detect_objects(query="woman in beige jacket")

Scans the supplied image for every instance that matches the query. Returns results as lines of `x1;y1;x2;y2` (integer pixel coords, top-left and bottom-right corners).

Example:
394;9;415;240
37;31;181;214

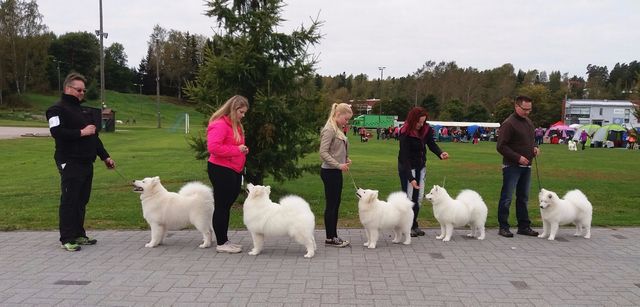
319;103;353;247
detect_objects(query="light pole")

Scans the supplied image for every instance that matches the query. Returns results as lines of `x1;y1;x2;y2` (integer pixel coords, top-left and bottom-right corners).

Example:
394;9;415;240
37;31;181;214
52;59;62;92
155;39;161;128
95;0;108;109
378;66;385;127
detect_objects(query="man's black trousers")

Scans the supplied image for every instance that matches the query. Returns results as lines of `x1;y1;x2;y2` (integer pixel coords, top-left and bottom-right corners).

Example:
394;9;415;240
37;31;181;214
57;161;93;244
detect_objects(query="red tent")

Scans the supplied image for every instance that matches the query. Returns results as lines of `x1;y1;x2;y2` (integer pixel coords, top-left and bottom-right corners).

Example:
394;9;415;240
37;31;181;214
550;120;564;127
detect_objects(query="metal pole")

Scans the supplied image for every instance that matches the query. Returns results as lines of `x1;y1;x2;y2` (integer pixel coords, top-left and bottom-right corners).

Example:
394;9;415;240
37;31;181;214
56;61;61;92
155;39;161;128
378;66;385;127
99;0;105;108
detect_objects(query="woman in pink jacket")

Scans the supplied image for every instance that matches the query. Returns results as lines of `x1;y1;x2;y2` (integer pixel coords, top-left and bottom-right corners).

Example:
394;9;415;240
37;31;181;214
207;95;249;254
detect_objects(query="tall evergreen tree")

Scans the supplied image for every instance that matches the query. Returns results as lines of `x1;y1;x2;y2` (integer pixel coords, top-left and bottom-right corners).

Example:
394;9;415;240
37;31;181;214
185;0;322;184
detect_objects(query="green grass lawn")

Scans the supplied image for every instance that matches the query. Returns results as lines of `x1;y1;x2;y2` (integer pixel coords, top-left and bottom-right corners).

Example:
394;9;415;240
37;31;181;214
1;124;639;231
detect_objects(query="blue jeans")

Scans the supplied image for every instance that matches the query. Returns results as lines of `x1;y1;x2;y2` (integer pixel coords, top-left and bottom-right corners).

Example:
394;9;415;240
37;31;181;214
497;165;532;231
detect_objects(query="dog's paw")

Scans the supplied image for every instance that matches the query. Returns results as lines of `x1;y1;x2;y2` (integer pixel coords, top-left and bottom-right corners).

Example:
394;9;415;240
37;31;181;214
402;240;411;245
547;237;555;241
477;236;485;240
198;242;211;248
145;243;156;248
248;249;260;255
442;238;451;242
435;235;444;240
304;252;314;258
537;234;546;238
367;244;376;249
391;239;401;244
584;235;591;239
466;233;474;237
363;242;369;247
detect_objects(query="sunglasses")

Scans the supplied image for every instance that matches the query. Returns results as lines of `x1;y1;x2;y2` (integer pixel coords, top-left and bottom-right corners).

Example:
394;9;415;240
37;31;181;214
69;86;86;93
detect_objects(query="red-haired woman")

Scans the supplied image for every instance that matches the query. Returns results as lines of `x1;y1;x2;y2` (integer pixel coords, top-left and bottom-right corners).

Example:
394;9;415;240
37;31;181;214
398;107;449;237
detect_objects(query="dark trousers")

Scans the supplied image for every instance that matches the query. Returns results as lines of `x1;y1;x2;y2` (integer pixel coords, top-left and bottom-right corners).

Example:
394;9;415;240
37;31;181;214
57;161;93;244
208;162;242;245
399;168;424;229
497;166;532;231
321;168;342;239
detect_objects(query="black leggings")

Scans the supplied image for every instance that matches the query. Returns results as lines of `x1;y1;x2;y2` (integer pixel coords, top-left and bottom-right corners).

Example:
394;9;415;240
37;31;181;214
208;162;242;245
321;168;343;239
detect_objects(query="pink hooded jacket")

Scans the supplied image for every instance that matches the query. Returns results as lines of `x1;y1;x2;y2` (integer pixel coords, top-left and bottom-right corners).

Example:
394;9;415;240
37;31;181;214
207;115;246;173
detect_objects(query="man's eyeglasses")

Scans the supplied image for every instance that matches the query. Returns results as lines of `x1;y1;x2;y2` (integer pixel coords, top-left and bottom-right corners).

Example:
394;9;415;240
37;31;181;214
516;104;532;112
69;86;86;93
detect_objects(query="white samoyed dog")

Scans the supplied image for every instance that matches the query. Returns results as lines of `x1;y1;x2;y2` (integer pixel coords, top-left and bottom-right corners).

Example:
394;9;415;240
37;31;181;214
132;176;214;248
424;185;488;241
243;183;316;258
568;140;577;151
355;188;414;249
538;188;592;241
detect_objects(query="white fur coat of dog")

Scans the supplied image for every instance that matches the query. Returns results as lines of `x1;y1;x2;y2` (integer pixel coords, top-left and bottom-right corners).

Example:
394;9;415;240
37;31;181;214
243;184;316;258
538;188;592;240
133;176;214;248
356;188;414;248
424;185;488;241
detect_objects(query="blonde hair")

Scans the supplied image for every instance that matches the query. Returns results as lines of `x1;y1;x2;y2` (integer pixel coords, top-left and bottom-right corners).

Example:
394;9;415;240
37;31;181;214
209;95;249;142
324;103;352;140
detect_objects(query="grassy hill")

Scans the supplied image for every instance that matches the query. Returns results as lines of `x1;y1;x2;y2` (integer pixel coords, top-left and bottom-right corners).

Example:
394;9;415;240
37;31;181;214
0;91;203;128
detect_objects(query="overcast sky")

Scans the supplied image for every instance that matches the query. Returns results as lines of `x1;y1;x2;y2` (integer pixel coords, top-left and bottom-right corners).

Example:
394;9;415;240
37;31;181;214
37;0;639;79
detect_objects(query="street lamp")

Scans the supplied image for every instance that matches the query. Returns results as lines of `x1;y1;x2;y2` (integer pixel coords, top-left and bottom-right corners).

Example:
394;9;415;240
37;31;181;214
378;66;385;127
95;0;108;109
155;39;161;128
52;58;63;92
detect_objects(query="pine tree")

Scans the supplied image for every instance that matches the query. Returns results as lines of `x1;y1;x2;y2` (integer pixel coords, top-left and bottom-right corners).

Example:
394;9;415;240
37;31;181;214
185;0;322;184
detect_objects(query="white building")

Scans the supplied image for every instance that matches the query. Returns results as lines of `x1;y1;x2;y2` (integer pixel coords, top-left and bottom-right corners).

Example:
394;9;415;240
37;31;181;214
563;99;638;127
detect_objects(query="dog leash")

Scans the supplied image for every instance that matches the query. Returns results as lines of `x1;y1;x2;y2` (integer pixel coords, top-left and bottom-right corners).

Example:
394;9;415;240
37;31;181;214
534;156;542;191
111;167;130;184
346;169;359;191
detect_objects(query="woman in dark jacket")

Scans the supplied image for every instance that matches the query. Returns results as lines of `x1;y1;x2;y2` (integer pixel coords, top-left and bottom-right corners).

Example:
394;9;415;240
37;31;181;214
398;107;449;237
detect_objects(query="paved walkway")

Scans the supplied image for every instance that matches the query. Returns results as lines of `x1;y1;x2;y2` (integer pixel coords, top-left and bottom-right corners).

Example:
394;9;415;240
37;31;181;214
1;228;639;306
0;127;50;139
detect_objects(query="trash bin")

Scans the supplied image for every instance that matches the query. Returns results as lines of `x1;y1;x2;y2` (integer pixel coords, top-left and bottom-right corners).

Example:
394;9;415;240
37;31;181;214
101;108;116;132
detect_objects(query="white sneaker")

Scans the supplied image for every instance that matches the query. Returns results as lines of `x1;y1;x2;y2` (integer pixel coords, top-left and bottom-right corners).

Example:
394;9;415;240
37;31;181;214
227;242;242;249
216;241;242;253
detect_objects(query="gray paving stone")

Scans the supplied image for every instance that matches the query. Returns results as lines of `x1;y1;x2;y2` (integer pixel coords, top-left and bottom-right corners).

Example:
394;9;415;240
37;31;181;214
1;228;640;305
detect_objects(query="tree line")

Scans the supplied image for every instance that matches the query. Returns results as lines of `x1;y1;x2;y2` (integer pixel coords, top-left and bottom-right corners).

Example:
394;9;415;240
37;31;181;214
2;0;639;184
2;0;639;125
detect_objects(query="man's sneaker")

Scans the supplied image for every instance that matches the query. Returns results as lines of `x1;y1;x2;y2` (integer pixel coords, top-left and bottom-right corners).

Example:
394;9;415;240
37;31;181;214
498;228;514;238
227;242;242;249
75;237;97;245
325;237;350;247
216;241;242;254
517;227;539;236
61;242;81;251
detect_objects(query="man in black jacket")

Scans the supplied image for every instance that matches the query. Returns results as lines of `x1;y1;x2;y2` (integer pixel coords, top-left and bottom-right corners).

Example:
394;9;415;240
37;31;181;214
46;72;116;251
496;96;539;238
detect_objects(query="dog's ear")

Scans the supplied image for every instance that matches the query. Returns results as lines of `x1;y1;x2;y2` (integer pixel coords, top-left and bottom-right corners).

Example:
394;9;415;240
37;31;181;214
266;186;271;194
247;183;254;190
372;190;379;199
153;176;160;183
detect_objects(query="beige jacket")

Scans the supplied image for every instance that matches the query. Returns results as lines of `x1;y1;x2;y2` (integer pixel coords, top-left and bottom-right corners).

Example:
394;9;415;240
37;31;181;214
319;125;348;169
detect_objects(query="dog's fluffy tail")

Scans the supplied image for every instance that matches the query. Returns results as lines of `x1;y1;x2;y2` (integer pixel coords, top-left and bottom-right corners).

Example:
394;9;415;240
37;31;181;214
563;189;592;214
388;192;414;209
457;189;488;216
178;182;214;205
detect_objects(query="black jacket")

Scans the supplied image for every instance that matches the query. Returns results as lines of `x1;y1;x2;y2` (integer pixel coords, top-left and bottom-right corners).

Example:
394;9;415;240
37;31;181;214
397;124;443;182
46;94;109;163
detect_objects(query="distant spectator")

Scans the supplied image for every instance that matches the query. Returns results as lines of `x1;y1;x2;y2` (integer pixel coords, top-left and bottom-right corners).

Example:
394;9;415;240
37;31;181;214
580;130;588;150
